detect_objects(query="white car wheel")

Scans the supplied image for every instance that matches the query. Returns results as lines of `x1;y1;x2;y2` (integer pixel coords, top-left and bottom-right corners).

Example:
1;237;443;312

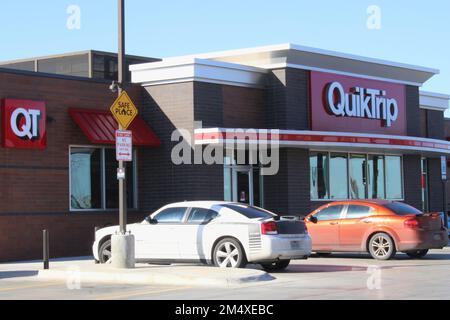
213;238;247;269
99;240;112;264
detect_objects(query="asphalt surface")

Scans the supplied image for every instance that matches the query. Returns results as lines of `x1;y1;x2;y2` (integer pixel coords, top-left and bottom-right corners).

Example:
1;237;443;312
1;248;449;300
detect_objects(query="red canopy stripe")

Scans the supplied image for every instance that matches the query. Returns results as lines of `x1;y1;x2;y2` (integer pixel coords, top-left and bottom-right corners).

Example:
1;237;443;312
69;108;161;147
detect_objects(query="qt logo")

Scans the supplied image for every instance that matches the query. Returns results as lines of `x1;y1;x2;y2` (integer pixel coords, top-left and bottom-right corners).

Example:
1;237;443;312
10;108;41;139
2;99;47;149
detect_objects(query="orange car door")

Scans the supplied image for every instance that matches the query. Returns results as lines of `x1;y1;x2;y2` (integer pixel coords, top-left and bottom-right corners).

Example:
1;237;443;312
308;205;344;251
339;205;375;251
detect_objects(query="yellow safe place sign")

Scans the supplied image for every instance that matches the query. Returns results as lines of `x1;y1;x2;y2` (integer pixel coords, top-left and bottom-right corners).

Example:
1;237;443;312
110;91;138;130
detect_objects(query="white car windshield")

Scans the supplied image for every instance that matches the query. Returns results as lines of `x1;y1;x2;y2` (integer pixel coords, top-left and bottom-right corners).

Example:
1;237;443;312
221;204;277;219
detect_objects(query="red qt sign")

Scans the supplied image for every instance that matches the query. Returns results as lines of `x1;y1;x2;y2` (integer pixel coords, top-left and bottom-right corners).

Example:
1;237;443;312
1;99;47;149
310;71;407;136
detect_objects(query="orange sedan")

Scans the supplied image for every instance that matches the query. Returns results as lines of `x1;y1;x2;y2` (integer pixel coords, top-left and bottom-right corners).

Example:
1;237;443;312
305;200;448;260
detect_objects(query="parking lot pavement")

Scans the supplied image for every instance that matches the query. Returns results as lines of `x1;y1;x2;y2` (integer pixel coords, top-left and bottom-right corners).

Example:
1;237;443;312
1;248;449;300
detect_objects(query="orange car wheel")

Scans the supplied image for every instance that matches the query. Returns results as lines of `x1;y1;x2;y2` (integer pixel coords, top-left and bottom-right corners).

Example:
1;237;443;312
368;233;396;260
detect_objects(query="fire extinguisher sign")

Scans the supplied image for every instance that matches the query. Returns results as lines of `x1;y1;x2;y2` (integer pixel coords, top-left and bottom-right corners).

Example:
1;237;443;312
115;130;133;162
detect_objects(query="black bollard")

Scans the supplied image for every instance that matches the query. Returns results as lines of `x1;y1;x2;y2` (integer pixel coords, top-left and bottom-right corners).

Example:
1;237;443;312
43;230;49;270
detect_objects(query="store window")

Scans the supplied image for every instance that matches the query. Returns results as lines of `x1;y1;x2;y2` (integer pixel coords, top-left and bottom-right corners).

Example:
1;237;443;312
310;153;329;199
385;156;403;200
70;148;102;209
310;152;403;201
330;154;348;199
349;154;366;199
368;155;385;199
70;147;137;211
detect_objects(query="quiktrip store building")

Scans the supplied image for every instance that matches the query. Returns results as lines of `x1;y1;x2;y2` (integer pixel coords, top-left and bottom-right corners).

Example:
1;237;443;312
0;44;449;262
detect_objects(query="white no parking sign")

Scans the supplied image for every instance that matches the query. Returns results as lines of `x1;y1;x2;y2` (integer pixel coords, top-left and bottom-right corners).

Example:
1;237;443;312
115;130;133;162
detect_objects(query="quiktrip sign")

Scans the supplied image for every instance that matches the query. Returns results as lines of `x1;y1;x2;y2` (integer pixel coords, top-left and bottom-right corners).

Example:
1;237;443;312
311;71;407;135
1;99;47;149
325;82;399;127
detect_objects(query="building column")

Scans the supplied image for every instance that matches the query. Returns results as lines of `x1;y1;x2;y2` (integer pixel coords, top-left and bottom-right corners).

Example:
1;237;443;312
264;148;310;216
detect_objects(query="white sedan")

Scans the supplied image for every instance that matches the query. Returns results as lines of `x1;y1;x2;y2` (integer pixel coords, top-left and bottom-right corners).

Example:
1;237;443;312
93;201;312;271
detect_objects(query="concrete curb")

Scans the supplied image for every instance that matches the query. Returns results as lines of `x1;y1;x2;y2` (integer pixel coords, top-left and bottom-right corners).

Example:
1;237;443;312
37;267;275;287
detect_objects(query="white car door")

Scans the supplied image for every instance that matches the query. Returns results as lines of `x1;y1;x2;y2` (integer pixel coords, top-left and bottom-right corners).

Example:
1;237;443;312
177;207;218;261
132;207;188;260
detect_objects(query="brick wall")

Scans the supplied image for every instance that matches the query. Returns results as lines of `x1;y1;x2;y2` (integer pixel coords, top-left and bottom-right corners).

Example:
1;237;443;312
428;158;445;213
403;155;422;210
223;86;265;129
139;82;224;213
406;85;421;137
264;149;311;216
0;212;145;262
445;119;450;139
426;109;445;140
0;69;146;261
266;68;310;130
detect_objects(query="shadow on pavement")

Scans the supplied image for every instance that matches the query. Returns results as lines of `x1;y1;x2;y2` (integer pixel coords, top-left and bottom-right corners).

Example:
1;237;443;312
283;264;367;273
0;271;38;279
309;252;450;261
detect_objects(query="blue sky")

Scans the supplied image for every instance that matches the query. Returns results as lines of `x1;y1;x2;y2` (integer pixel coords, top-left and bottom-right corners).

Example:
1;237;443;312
1;1;449;102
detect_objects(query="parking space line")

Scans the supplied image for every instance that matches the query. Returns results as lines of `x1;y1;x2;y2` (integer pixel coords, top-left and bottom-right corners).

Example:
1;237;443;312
0;281;63;292
94;286;192;300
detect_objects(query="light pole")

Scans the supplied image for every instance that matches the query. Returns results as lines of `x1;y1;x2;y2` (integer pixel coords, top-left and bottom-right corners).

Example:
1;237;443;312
111;0;135;269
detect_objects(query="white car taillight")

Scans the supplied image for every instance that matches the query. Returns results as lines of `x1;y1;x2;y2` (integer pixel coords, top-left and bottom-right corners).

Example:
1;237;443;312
261;221;278;235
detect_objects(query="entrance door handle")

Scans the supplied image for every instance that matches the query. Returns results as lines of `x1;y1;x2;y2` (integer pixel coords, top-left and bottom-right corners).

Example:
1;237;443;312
329;222;339;226
362;219;372;224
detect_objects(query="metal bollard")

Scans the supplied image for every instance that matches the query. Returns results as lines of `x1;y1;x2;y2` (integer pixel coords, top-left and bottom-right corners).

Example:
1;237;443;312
94;227;99;264
43;230;49;270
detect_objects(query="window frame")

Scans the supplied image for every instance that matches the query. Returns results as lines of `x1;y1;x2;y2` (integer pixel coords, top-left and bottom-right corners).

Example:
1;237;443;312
69;145;138;212
310;150;404;202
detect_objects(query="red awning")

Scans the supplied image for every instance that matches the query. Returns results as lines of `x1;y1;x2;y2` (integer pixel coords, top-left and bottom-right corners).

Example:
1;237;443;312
69;108;161;147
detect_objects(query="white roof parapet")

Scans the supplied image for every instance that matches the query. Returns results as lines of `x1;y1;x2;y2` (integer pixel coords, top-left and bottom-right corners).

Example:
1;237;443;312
420;91;450;112
130;57;268;88
158;43;439;86
130;43;442;88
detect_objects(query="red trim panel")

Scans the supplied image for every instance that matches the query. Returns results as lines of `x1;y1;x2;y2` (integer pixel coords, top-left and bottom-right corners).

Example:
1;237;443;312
69;108;161;147
195;130;450;152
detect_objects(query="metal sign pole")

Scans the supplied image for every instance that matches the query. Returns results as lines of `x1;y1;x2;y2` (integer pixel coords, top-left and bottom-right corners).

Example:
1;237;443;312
110;0;135;269
118;0;127;235
443;180;448;228
441;156;449;229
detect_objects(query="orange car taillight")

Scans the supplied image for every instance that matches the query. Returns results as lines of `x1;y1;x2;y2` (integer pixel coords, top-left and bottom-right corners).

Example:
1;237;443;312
404;219;420;228
261;221;278;235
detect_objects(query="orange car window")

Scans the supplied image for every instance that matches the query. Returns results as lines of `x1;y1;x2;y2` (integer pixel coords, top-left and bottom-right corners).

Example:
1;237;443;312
345;205;373;219
316;205;344;221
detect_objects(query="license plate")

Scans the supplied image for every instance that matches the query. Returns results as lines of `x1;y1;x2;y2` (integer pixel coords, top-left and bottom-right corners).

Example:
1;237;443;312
433;234;442;241
290;241;300;250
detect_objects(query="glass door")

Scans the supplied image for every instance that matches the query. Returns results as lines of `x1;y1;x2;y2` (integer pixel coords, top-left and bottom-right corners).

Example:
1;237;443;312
233;167;253;205
228;166;263;207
